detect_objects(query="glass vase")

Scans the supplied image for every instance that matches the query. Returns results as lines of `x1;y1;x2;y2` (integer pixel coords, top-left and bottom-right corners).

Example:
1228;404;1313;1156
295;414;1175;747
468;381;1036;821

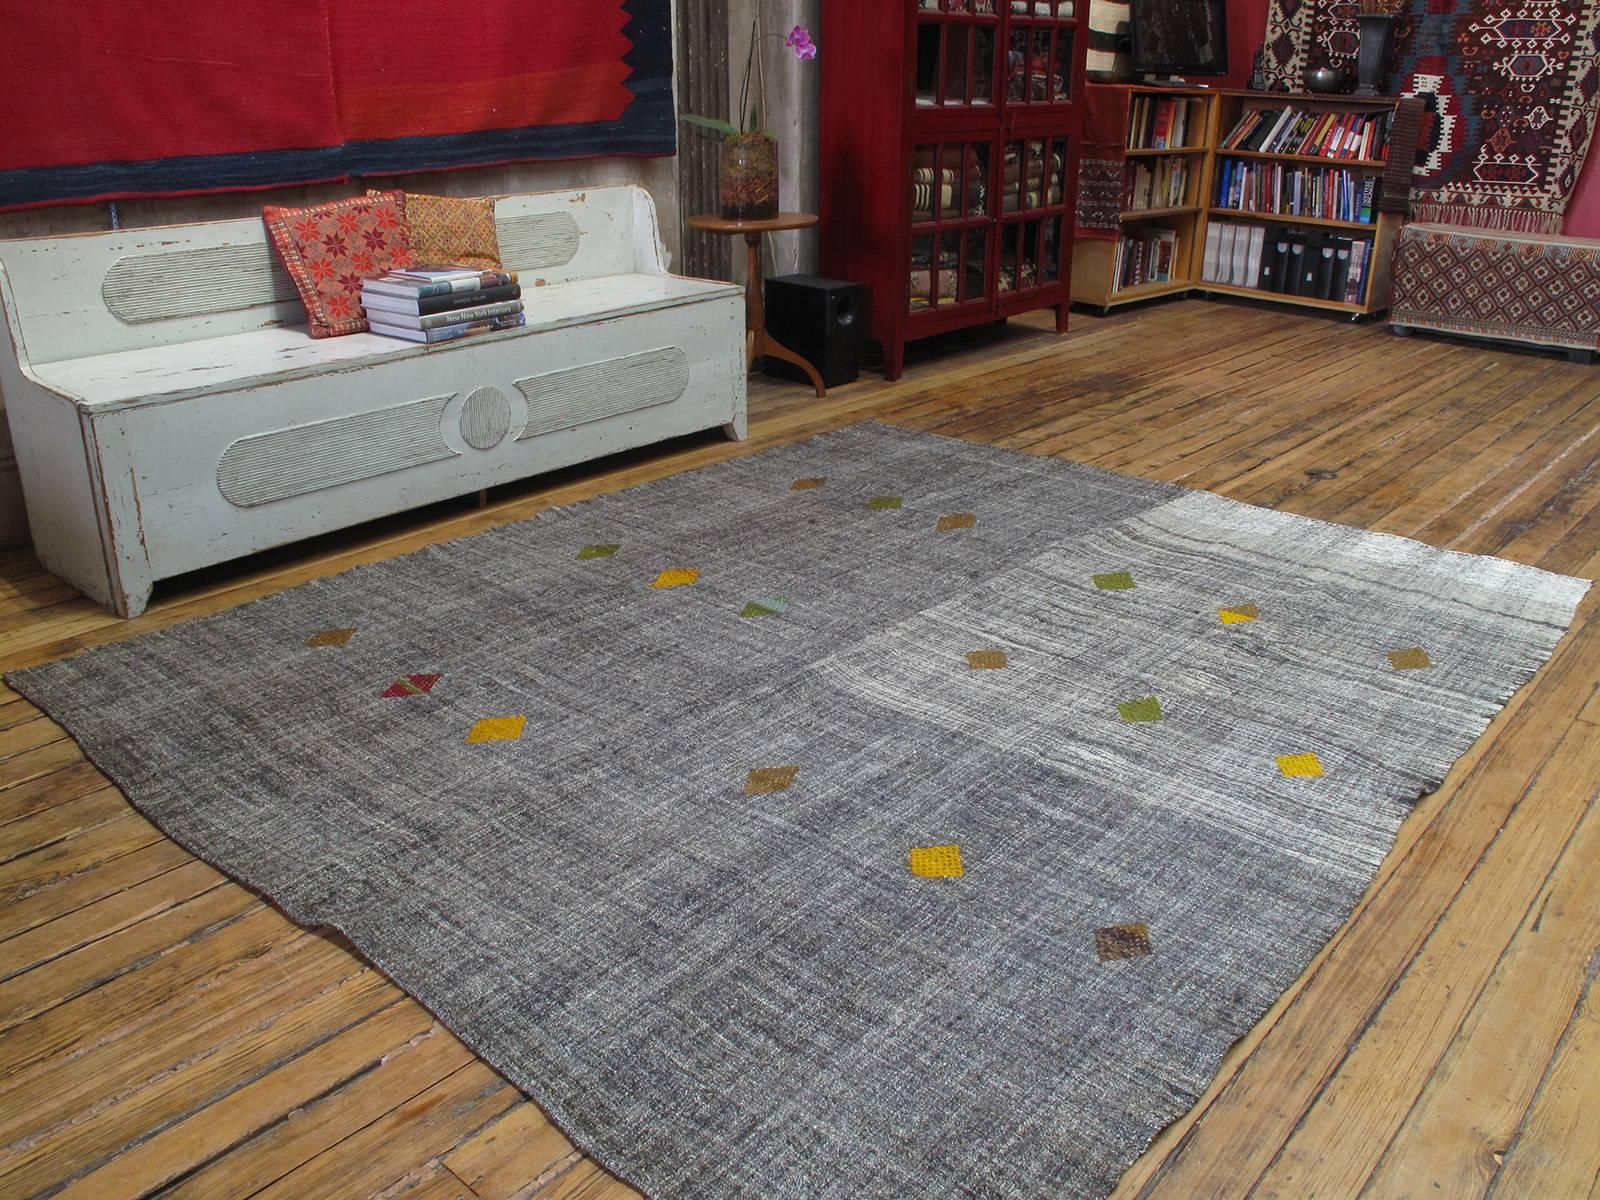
720;133;779;220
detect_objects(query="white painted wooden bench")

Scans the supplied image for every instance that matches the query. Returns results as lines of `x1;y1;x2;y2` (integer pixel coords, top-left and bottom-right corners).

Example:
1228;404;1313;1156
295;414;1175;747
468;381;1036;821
0;186;746;617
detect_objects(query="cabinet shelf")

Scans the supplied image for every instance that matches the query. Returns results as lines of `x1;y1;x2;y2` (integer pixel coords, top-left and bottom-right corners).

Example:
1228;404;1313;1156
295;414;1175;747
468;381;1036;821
1123;205;1201;221
1220;147;1388;169
1207;207;1379;232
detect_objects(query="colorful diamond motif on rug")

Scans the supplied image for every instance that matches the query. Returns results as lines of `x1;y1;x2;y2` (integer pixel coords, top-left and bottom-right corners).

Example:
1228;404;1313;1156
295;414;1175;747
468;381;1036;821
867;496;903;511
1118;696;1164;722
467;716;527;744
937;513;977;531
1277;751;1325;778
305;627;357;648
744;765;799;794
966;650;1009;670
1389;646;1434;670
577;544;620;560
909;843;964;878
791;478;826;490
1093;571;1136;590
739;597;790;618
1096;922;1152;961
1218;603;1261;624
652;568;700;589
382;674;441;699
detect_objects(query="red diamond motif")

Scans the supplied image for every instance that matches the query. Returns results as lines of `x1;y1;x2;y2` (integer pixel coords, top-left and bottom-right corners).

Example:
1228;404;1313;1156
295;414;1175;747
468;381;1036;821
383;673;441;699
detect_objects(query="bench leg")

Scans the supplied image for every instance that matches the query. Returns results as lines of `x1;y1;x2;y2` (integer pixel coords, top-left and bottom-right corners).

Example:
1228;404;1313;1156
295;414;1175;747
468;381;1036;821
723;409;748;441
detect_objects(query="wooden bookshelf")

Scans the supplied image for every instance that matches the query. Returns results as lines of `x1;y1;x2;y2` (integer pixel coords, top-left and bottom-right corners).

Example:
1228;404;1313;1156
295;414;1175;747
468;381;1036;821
1072;87;1218;310
1071;87;1419;317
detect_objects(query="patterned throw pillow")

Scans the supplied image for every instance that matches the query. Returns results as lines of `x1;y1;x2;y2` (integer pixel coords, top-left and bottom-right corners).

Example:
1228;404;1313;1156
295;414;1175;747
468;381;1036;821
380;191;502;271
263;191;413;338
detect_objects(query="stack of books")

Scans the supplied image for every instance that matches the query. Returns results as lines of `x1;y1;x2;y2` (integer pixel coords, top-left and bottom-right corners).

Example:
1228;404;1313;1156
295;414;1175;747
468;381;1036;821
1124;155;1190;212
1220;106;1393;161
1216;159;1380;224
1127;96;1202;151
362;265;526;344
1112;227;1180;293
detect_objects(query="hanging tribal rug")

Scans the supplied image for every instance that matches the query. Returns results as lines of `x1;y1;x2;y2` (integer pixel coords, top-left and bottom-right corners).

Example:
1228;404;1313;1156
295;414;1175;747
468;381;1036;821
1261;0;1600;231
10;423;1590;1200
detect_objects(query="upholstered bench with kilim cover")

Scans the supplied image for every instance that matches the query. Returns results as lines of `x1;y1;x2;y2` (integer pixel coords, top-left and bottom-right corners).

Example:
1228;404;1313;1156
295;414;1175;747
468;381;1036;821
1389;222;1600;363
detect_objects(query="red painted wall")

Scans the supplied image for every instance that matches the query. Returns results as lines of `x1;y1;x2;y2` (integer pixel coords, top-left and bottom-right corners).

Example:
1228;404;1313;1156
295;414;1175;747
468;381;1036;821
1225;0;1600;235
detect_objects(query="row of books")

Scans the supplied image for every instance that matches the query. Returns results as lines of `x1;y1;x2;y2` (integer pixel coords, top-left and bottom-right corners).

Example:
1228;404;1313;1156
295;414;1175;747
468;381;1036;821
362;266;526;343
1201;221;1375;305
1219;106;1394;162
1127;96;1202;151
1112;227;1180;293
1124;155;1191;212
1216;159;1380;224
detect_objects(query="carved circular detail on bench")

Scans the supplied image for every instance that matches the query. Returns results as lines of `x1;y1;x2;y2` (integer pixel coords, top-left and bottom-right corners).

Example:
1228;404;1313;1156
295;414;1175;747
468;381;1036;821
459;386;514;450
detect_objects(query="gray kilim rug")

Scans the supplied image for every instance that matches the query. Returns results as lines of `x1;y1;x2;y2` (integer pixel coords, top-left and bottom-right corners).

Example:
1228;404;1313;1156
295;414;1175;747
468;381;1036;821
10;422;1590;1199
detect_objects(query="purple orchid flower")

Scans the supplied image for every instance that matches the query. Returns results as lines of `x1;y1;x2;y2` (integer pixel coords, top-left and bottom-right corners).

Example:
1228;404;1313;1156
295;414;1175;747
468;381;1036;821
786;25;818;60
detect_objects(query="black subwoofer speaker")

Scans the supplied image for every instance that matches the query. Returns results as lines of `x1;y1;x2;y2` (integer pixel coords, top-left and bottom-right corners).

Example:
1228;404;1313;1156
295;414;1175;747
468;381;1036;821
763;274;864;388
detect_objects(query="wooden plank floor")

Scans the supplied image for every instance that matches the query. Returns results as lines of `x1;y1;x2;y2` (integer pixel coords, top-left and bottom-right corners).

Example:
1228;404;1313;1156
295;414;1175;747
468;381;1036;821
2;299;1598;1200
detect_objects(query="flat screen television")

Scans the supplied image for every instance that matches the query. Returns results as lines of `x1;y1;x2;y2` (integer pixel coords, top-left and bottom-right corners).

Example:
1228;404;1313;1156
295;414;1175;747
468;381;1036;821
1129;0;1228;78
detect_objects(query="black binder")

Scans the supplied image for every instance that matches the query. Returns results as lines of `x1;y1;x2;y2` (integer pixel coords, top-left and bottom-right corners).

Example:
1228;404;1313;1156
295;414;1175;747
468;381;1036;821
1284;233;1308;296
1330;238;1353;304
1300;233;1326;296
1313;237;1337;299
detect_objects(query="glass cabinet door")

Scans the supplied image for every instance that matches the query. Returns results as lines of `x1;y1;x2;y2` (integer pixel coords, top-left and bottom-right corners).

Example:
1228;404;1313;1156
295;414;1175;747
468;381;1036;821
998;134;1071;296
908;140;994;315
1004;4;1076;107
914;4;1000;108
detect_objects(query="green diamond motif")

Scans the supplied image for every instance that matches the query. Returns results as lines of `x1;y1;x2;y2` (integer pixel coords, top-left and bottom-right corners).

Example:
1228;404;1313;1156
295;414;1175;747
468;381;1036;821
1094;571;1136;591
740;596;790;618
866;496;903;511
577;544;620;560
1118;696;1164;723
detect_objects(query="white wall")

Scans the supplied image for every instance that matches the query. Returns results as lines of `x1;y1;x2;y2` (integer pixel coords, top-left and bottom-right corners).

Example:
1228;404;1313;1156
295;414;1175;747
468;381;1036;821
0;84;681;551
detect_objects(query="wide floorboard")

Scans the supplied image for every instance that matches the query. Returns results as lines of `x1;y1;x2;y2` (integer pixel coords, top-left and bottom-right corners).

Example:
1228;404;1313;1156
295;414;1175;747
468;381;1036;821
1;299;1597;1200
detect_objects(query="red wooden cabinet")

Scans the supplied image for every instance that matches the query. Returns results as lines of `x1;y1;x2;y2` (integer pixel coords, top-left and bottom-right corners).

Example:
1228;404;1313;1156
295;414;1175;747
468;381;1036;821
818;0;1089;380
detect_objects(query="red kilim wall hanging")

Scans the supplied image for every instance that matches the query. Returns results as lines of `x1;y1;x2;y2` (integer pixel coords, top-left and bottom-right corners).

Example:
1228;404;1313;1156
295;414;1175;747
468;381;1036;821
0;0;674;213
1260;0;1600;232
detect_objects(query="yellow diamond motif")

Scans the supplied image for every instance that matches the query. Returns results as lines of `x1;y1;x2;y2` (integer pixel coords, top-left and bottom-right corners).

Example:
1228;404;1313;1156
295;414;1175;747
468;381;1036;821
909;843;964;878
744;766;799;795
305;627;357;648
1389;647;1433;671
1277;752;1324;778
652;567;700;589
1218;603;1260;625
467;716;527;744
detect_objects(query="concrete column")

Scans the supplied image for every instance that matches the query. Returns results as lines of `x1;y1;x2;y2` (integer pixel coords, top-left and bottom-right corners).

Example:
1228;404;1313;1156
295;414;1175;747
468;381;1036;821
728;0;821;284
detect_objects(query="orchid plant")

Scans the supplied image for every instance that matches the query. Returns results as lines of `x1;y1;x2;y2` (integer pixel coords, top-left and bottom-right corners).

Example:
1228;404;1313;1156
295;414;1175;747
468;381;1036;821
684;24;818;137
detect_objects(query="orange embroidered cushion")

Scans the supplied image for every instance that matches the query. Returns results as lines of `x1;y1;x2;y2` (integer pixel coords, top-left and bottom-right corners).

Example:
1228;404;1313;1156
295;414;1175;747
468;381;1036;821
263;191;413;338
386;191;502;271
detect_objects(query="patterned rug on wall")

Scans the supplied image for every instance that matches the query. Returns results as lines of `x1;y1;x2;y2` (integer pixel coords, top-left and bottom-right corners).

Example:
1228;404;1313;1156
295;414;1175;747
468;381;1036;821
9;423;1590;1200
1261;0;1600;232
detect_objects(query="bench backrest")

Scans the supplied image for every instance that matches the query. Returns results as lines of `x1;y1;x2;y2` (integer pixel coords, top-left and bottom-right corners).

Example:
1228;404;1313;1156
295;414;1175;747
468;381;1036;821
0;186;665;367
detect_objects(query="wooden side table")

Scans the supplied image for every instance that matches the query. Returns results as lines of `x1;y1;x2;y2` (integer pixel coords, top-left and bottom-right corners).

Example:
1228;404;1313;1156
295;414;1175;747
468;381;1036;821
687;212;827;397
